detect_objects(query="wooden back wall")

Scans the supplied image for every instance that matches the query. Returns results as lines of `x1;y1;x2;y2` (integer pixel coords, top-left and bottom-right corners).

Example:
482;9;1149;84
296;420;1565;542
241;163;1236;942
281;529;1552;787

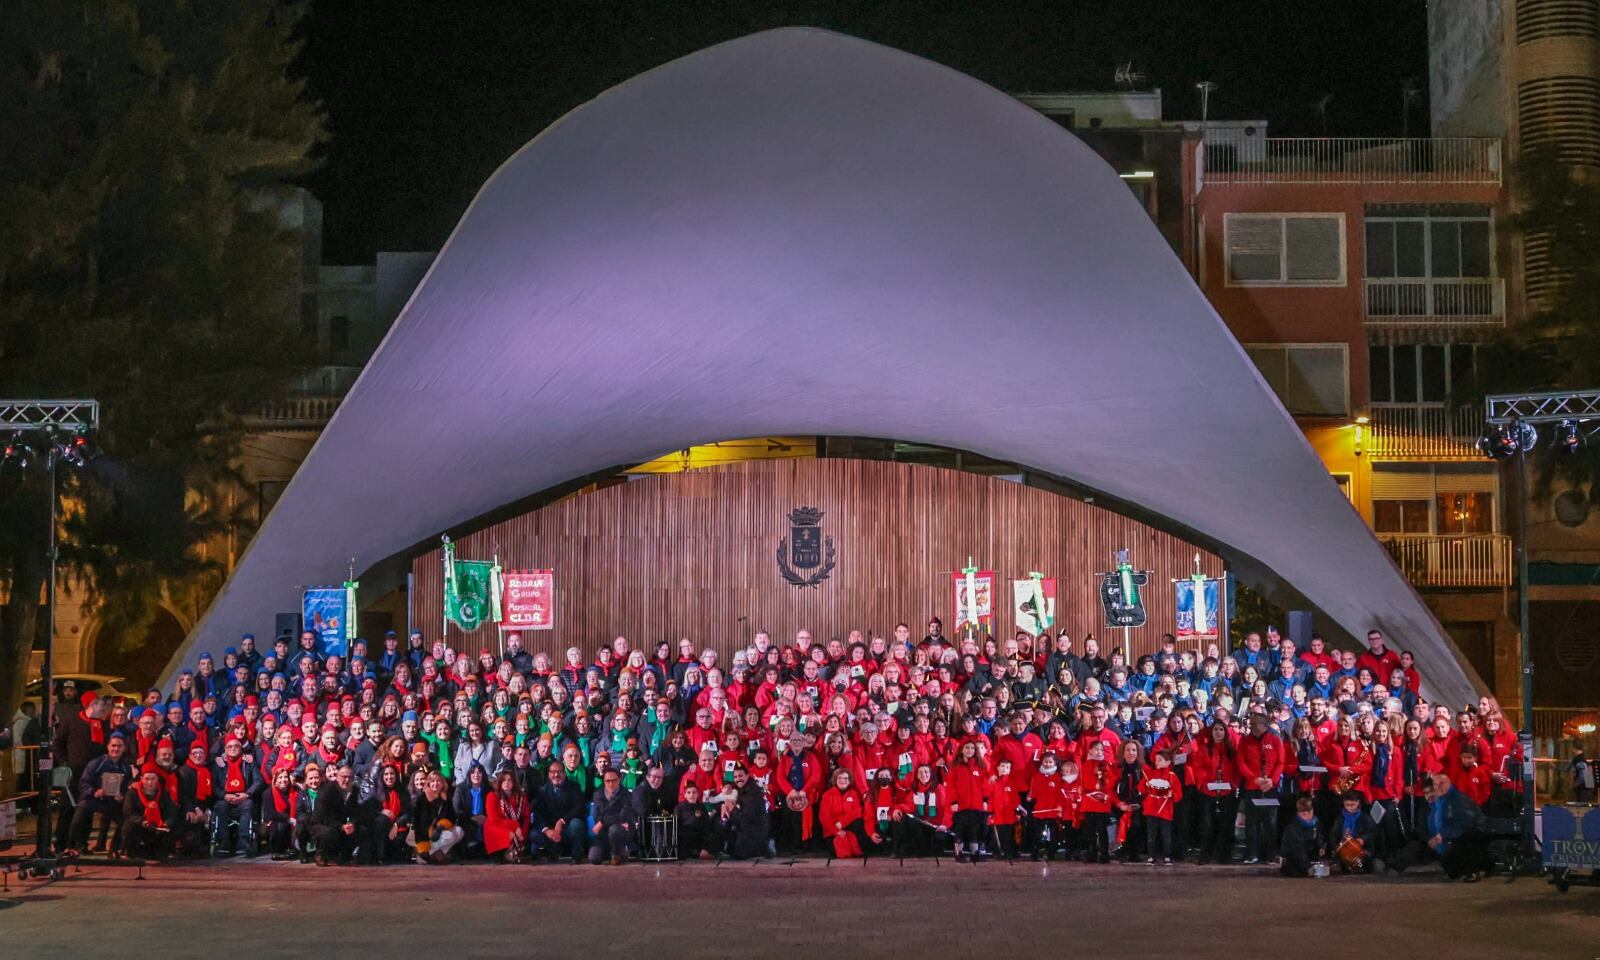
411;458;1223;663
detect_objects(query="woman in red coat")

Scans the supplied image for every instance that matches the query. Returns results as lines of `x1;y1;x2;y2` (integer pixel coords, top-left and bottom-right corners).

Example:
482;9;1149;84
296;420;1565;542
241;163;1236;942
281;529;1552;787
1189;722;1238;864
483;769;530;862
818;768;873;859
946;740;991;861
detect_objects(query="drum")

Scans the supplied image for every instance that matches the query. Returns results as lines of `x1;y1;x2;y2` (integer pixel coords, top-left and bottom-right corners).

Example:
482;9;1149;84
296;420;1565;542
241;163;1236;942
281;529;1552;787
642;814;678;862
1336;835;1367;872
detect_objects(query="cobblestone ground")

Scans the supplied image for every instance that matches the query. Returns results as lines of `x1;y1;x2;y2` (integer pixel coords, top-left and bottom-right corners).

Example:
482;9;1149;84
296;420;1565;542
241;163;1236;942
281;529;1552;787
2;856;1597;959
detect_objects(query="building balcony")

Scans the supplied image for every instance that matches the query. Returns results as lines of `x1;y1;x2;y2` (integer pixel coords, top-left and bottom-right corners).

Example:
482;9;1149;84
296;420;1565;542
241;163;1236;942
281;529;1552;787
1366;405;1484;460
1364;277;1505;331
246;395;343;430
1201;136;1502;185
1380;533;1513;588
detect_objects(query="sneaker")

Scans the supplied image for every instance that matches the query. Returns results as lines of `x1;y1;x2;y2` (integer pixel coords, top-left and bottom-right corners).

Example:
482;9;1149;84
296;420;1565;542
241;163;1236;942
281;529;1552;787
1163;858;1173;865
1146;857;1156;864
1243;857;1260;865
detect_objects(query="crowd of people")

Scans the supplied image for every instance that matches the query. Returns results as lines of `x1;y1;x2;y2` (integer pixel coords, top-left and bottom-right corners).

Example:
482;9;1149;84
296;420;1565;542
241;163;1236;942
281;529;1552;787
45;619;1518;880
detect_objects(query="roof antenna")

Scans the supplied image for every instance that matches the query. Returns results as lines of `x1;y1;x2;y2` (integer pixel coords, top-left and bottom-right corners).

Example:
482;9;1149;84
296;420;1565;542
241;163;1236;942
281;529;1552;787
1114;62;1146;91
1314;93;1334;135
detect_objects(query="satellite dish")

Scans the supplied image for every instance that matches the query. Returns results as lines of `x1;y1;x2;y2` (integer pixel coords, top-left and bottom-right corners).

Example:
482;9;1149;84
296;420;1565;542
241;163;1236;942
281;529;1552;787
1553;489;1591;527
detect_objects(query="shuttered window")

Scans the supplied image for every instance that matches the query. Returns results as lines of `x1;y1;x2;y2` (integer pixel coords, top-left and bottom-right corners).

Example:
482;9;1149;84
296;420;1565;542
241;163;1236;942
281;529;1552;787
1243;344;1348;417
1226;213;1345;286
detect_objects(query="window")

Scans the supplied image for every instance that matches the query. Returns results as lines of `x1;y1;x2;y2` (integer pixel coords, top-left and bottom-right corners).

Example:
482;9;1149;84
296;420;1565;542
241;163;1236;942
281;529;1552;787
329;315;350;353
1226;214;1345;286
1374;499;1431;533
1372;465;1497;534
1244;344;1348;416
1364;208;1494;316
1369;343;1476;405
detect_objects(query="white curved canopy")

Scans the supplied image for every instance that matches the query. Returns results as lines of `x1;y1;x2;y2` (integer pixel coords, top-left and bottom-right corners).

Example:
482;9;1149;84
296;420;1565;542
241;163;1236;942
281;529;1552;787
164;28;1484;706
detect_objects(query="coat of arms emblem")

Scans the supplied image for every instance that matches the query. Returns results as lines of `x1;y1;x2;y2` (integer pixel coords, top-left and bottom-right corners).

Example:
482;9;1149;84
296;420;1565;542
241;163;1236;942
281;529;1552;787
777;505;836;588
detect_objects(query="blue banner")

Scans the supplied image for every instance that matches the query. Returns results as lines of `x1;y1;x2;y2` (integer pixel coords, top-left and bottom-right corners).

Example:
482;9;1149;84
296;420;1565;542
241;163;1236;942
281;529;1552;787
1542;804;1600;869
1175;577;1222;641
303;587;350;658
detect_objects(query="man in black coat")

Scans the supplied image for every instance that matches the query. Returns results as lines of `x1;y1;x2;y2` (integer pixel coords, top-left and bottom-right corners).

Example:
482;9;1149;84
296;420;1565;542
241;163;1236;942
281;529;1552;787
309;762;368;865
588;768;637;864
532;763;587;861
52;691;111;849
720;766;771;860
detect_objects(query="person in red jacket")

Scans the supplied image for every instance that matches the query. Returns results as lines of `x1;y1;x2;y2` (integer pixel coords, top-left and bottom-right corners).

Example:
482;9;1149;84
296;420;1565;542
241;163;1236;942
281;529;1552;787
1324;716;1374;803
1078;740;1114;863
988;757;1023;860
775;736;825;851
818;768;873;859
1452;745;1493;808
863;769;901;853
1027;750;1074;862
946;741;990;862
1189;722;1238;863
1236;712;1285;864
994;713;1044;793
484;768;529;863
899;764;952;858
1356;630;1403;686
1141;749;1183;864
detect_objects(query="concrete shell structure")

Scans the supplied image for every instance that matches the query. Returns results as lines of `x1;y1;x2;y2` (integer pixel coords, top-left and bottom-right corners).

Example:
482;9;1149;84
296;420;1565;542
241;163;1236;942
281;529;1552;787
163;28;1485;706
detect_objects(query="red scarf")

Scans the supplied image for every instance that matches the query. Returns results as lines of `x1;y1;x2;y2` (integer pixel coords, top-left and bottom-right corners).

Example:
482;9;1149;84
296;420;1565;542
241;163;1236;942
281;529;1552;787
382;789;402;821
224;758;247;794
83;711;105;745
135;732;158;763
271;785;298;820
186;758;214;803
186;723;209;753
135;788;166;830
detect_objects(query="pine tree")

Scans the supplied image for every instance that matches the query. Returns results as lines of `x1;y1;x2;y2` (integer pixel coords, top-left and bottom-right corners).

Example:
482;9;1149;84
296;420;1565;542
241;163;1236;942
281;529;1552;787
0;1;326;752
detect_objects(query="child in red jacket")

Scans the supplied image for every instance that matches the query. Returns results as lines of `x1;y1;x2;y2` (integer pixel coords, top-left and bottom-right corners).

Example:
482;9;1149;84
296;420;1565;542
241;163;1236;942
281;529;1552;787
1141;749;1183;864
1027;750;1071;861
1452;745;1493;808
947;742;990;862
989;757;1023;860
1079;741;1114;863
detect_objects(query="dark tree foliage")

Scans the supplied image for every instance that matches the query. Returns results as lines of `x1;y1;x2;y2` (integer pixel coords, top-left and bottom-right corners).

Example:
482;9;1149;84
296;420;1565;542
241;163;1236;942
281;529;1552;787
0;1;325;743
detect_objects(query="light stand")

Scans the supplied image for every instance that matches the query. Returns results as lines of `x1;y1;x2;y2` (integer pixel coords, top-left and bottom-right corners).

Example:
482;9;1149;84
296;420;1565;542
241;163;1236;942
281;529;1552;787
1482;388;1600;871
1;399;99;871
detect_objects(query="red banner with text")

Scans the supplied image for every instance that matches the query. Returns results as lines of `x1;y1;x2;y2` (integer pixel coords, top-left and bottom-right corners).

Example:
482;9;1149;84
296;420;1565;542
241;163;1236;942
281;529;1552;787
502;569;554;630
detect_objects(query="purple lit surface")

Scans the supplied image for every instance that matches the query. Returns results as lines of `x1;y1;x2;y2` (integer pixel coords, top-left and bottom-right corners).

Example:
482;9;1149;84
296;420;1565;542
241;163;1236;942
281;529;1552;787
162;29;1482;706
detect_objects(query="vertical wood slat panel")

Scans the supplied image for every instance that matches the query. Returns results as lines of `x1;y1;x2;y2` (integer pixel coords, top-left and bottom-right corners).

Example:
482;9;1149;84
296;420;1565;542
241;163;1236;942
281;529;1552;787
411;459;1223;664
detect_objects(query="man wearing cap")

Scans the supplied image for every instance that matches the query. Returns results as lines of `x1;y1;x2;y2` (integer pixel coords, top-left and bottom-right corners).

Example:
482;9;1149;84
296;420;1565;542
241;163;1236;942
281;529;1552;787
210;735;262;856
122;767;178;861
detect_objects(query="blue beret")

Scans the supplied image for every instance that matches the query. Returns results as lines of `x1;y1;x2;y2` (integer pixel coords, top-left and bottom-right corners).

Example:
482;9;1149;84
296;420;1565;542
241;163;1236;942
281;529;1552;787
228;707;245;720
128;706;144;719
241;633;255;641
179;668;193;676
198;651;214;661
385;630;398;638
402;710;419;723
107;729;128;741
166;701;184;713
223;646;237;655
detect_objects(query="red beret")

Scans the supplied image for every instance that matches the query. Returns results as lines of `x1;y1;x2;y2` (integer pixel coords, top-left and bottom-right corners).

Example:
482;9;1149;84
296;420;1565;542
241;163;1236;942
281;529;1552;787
80;691;98;707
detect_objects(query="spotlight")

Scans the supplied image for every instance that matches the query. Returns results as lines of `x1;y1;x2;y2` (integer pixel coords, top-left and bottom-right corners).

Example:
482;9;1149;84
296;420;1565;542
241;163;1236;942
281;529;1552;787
50;426;94;467
1477;421;1537;461
2;432;32;471
1555;419;1585;455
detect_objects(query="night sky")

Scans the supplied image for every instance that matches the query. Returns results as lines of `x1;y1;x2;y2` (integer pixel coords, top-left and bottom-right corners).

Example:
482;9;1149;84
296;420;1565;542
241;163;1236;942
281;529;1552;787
296;0;1429;263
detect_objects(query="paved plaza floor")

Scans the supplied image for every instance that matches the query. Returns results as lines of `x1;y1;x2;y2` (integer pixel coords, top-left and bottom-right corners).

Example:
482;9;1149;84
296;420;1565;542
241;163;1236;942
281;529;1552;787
2;854;1596;959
